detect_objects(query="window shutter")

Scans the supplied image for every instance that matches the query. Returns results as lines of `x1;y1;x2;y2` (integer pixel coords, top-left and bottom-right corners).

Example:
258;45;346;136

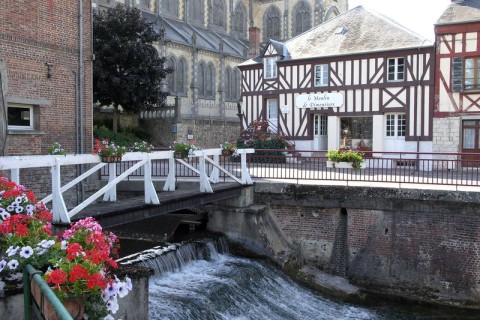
452;57;463;93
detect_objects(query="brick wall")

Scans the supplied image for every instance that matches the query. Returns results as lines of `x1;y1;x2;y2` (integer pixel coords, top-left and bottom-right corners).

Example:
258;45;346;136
0;0;93;201
0;0;93;155
257;184;480;306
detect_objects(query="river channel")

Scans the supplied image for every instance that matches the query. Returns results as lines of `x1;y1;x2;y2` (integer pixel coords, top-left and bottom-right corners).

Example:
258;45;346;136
138;241;478;320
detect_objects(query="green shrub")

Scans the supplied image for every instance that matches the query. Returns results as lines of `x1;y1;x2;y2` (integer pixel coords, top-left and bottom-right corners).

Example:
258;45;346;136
326;148;364;170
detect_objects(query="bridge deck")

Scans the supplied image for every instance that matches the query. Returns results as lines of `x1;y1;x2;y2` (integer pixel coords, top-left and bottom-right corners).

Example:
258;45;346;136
76;182;243;228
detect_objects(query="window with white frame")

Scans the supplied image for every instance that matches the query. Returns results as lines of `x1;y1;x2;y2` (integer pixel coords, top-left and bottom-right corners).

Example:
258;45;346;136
387;57;405;82
267;99;278;121
314;64;329;87
385;114;405;137
264;57;277;79
8;104;33;130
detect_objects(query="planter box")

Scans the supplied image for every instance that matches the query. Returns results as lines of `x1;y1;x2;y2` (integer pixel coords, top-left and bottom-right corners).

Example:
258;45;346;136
31;280;85;320
326;160;365;169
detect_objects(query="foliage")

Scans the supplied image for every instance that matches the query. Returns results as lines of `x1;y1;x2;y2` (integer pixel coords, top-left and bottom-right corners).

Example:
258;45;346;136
220;142;237;156
131;141;154;153
93;5;171;113
326;148;364;170
173;141;200;158
0;178;131;319
237;136;290;163
93;139;128;157
94;125;146;146
48;142;67;155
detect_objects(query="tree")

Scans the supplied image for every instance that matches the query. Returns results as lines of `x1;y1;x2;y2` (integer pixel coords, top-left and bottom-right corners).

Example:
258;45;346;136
93;5;170;132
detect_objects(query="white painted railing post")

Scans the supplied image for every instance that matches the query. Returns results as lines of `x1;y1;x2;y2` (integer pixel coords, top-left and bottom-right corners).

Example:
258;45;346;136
163;152;176;191
51;159;69;223
241;152;253;185
11;168;19;184
199;151;213;193
209;154;220;183
103;163;117;201
144;154;160;204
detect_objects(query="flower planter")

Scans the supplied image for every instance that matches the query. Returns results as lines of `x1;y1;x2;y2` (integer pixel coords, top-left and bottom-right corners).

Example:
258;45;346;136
326;160;365;169
31;280;85;320
222;150;231;157
174;151;187;159
101;155;122;163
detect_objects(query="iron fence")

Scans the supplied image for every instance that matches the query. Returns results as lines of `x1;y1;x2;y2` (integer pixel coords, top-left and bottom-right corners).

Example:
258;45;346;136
101;150;480;188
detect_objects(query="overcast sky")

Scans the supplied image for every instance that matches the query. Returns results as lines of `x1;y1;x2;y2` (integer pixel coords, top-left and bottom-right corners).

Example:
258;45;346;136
348;0;452;40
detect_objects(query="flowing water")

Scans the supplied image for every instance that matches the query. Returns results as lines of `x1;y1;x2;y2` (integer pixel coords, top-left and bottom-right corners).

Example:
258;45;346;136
119;239;478;320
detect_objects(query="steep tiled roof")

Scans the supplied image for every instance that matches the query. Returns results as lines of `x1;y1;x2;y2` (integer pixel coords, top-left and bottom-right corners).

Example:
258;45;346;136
143;12;248;59
240;6;432;66
436;0;480;25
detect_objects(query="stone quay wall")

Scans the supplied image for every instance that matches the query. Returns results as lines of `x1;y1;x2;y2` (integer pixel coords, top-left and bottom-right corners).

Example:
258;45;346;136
208;183;480;308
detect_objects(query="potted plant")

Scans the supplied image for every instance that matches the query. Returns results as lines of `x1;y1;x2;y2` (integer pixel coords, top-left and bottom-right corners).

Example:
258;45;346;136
131;141;154;153
220;142;237;156
48;142;67;155
326;147;365;170
0;177;132;319
173;141;200;159
93;139;127;163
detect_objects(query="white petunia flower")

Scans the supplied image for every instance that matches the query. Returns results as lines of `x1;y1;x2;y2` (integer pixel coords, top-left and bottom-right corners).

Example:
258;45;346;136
19;246;34;259
6;246;19;256
15;206;24;214
40;240;55;249
117;281;128;298
106;297;119;314
125;276;133;291
0;260;6;272
6;205;14;212
104;282;119;298
7;259;19;270
14;196;23;204
0;211;11;220
104;314;114;320
61;240;68;250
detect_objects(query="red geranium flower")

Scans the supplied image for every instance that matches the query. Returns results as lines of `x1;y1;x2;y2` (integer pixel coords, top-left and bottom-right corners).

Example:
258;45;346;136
46;269;68;286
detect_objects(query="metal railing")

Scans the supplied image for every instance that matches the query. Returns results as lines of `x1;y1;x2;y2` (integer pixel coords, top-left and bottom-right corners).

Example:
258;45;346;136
102;150;480;189
24;264;74;320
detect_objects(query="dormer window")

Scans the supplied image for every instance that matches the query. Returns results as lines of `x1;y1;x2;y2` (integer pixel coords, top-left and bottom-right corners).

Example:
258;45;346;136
264;57;278;79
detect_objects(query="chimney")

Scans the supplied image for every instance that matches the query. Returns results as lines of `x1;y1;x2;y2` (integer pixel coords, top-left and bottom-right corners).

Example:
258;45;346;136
249;27;261;58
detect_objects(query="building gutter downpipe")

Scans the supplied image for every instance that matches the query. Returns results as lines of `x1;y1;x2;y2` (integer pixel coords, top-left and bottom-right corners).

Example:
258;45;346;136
78;0;85;203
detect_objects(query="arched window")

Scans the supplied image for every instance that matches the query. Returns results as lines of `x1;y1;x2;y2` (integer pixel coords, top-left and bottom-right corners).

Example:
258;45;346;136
189;0;204;24
233;2;247;37
264;6;281;41
167;57;176;93
161;0;179;17
198;63;205;96
234;68;241;100
225;68;232;100
206;64;215;97
292;1;312;36
212;0;226;29
176;58;187;95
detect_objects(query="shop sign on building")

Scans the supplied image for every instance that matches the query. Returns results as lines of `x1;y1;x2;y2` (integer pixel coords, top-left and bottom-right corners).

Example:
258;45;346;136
295;93;344;109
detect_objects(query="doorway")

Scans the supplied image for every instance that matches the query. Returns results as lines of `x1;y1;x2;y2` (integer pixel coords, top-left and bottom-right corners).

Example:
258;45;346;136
462;120;480;166
314;114;328;150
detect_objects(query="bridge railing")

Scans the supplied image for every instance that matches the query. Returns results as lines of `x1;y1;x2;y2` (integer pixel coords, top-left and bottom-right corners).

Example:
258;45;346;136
0;148;254;223
102;149;480;189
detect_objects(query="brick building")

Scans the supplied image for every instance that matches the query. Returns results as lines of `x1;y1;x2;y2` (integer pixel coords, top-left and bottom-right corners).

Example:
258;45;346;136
0;0;93;198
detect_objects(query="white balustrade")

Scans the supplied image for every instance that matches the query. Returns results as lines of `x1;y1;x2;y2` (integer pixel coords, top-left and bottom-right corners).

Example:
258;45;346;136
0;148;254;224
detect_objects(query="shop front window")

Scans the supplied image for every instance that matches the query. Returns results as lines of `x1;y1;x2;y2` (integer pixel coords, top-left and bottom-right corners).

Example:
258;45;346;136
340;117;372;151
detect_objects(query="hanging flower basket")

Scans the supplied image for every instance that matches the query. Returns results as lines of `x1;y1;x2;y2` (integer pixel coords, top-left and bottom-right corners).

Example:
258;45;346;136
31;280;85;320
101;155;123;163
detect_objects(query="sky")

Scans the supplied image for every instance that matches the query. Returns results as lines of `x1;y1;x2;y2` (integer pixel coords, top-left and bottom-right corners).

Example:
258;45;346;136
348;0;452;41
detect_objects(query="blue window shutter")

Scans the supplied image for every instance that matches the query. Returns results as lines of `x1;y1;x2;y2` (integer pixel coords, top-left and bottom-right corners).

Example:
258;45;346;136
452;57;463;93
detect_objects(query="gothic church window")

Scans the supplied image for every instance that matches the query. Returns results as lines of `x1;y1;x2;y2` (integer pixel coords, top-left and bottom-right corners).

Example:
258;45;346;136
225;68;232;100
212;0;226;29
264;6;281;41
167;57;176;93
233;2;247;37
161;0;178;17
292;1;312;36
176;58;187;95
198;62;215;99
189;0;204;24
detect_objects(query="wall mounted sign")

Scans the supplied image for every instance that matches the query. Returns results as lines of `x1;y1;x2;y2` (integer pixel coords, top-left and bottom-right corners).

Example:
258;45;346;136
295;93;344;109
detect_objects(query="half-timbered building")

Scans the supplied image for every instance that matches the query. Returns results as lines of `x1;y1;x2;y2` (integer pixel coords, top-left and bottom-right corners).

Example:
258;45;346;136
239;6;435;157
434;0;480;164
